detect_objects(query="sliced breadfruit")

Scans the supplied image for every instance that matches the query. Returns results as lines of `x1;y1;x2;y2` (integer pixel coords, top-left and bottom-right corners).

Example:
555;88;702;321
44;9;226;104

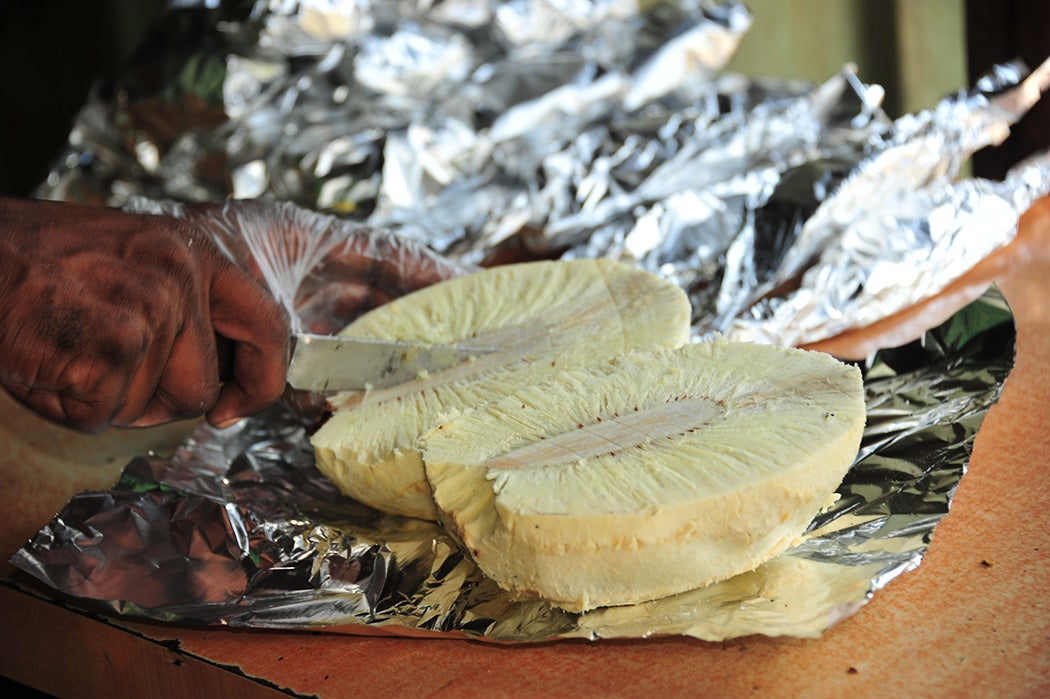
421;339;865;612
310;258;693;519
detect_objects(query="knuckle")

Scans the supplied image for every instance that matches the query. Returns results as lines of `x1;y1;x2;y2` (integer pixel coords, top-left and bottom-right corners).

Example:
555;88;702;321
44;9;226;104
63;347;139;392
60;366;124;432
62;405;113;434
2;365;119;433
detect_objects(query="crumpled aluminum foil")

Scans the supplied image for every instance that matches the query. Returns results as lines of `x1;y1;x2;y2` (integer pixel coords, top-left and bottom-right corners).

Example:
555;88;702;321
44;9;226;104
36;0;1049;345
10;288;1015;641
11;0;1048;640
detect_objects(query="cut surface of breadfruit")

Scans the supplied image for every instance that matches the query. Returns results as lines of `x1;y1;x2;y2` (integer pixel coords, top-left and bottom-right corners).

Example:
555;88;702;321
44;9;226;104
421;339;866;612
310;258;692;519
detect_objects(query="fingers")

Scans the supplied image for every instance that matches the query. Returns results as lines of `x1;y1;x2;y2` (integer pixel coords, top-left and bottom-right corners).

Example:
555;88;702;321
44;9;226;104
110;314;179;428
1;300;201;433
1;199;291;432
125;326;224;429
2;345;146;434
2;196;461;433
2;381;119;435
203;255;290;428
126;243;289;430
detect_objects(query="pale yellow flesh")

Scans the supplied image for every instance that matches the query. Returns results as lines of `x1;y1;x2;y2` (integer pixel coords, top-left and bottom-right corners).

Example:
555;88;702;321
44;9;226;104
422;339;866;612
310;258;692;519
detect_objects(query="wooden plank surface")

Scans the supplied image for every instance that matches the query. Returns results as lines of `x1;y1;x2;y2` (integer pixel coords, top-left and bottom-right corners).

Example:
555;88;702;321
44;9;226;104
3;197;1050;698
0;586;289;699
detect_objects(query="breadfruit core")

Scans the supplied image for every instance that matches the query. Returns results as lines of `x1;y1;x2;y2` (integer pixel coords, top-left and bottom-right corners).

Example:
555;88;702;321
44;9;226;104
310;258;692;519
421;339;865;612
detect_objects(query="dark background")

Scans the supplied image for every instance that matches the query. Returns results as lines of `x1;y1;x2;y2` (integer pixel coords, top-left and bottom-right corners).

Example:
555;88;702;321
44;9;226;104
0;0;1046;199
965;0;1050;181
0;0;165;196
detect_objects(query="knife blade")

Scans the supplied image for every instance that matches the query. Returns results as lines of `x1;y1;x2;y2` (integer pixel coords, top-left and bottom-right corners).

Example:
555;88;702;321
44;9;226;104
285;333;498;392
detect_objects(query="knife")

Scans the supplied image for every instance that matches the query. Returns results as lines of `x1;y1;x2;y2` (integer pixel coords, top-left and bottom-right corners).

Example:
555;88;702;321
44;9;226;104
285;333;498;392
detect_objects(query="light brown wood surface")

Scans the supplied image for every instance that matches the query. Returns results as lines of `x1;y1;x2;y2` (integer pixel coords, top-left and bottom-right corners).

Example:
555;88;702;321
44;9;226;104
3;198;1050;698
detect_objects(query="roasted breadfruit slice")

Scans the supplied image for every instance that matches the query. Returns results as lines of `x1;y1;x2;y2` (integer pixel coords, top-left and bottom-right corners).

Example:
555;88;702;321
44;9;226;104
421;339;866;612
310;258;692;519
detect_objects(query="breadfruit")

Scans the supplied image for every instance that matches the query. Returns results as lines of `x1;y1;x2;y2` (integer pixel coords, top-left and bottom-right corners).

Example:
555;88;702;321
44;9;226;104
310;258;693;519
421;339;865;611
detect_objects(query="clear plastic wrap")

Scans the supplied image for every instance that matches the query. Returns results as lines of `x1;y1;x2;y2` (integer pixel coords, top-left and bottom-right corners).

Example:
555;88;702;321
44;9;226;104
125;197;472;334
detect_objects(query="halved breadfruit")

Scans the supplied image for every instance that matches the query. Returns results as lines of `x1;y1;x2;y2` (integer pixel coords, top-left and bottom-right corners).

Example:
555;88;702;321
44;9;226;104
421;339;865;612
310;258;693;519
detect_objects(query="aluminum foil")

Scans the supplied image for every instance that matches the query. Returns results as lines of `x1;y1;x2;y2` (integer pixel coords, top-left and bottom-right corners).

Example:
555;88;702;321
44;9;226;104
10;287;1014;641
9;0;1048;641
713;59;1050;346
36;1;1050;345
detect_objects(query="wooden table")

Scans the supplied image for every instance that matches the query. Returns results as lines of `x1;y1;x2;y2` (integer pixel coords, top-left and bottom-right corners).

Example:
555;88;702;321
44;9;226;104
3;198;1050;699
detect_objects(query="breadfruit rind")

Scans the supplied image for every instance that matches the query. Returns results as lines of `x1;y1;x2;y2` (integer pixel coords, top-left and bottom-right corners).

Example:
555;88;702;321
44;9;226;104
422;339;866;611
310;258;692;518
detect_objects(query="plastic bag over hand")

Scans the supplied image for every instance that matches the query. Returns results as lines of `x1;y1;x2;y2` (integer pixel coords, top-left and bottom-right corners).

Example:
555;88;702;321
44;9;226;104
130;197;472;336
126;197;472;419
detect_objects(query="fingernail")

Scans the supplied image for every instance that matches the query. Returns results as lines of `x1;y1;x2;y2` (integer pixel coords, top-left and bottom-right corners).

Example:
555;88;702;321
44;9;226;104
212;416;243;430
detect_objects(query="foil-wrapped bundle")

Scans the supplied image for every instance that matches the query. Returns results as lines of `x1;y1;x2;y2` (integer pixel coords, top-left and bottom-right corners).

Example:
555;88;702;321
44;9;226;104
13;0;1050;640
38;0;1050;345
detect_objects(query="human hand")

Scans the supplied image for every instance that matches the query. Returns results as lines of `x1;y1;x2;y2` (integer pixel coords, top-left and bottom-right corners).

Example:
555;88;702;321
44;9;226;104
171;198;469;419
0;197;290;433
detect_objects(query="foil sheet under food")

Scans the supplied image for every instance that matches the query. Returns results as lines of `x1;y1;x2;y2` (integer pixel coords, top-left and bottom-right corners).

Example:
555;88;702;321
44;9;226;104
10;288;1015;641
8;0;1049;641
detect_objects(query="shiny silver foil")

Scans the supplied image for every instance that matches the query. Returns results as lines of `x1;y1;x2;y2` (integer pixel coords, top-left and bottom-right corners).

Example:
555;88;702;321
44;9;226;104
714;60;1050;346
12;0;1048;640
36;1;1049;344
11;288;1014;641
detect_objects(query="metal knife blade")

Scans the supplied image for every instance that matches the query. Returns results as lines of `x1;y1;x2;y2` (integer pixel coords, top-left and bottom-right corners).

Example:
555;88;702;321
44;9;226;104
286;333;497;392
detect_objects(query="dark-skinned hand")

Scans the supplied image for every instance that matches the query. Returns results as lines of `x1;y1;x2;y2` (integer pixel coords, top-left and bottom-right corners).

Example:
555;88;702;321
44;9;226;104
0;196;290;433
175;199;470;420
